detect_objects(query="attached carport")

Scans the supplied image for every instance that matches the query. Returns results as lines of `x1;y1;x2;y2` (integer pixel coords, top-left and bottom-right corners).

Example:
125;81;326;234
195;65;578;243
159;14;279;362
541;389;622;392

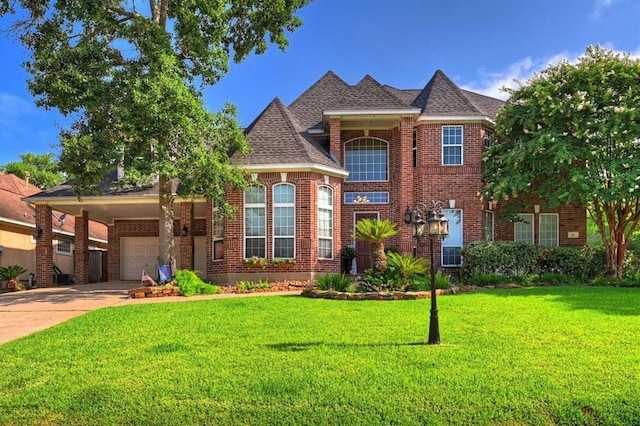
23;173;209;287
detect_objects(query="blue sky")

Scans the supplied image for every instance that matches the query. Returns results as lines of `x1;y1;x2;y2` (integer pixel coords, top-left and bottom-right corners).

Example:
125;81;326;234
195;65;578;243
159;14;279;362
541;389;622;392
0;0;638;165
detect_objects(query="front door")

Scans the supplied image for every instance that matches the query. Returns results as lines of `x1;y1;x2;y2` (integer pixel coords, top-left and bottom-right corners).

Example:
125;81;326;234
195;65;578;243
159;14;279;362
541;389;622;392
354;212;379;274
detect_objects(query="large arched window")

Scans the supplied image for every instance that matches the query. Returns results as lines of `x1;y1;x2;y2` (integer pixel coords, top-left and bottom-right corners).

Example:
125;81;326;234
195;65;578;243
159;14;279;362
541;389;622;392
244;184;266;258
344;137;388;182
318;185;334;259
273;183;295;259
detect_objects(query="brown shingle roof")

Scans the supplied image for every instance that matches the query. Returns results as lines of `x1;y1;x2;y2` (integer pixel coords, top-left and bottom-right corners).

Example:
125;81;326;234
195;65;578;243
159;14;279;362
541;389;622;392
0;173;108;242
236;98;344;171
288;71;351;131
413;70;486;116
332;75;410;110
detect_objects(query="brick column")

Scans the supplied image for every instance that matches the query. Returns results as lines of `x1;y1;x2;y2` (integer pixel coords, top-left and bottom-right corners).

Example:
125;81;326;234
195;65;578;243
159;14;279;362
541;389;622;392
35;204;54;287
329;117;342;165
74;210;89;284
107;224;120;281
398;116;414;254
179;202;194;271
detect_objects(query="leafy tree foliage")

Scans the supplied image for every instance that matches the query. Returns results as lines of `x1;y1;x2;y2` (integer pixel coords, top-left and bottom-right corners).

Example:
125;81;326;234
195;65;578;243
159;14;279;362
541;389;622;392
1;0;311;268
484;46;640;278
1;152;64;189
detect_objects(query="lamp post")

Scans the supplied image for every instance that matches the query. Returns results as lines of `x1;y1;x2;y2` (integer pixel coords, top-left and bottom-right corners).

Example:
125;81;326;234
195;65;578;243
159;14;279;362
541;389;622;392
404;201;449;345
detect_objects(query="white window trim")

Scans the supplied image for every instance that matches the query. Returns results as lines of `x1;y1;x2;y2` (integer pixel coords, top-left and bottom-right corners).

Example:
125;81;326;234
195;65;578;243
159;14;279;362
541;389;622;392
272;183;296;259
442;125;464;166
212;210;224;262
539;213;559;247
484;210;494;241
244;184;266;259
344;137;389;182
514;213;535;244
441;209;463;267
318;185;334;260
55;239;72;256
344;192;389;204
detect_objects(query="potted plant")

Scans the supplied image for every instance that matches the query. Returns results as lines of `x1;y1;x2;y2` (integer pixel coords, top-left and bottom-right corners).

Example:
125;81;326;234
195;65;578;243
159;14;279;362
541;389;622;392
341;246;358;274
243;256;267;269
271;258;296;269
0;265;28;291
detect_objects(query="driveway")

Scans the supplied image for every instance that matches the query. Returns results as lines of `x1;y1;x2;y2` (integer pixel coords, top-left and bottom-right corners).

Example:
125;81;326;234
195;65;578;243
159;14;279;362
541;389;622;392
0;282;300;345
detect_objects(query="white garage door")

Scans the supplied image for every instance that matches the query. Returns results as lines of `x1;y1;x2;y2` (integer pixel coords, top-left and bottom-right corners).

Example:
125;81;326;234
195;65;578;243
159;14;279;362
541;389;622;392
121;237;159;281
121;237;207;281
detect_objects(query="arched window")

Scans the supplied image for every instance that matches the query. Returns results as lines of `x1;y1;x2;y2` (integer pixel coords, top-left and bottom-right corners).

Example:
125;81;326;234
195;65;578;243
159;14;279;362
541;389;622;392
344;137;388;182
318;185;334;259
273;183;295;259
244;184;266;258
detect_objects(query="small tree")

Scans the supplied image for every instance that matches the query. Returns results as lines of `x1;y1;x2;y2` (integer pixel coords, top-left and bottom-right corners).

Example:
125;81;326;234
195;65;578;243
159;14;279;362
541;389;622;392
484;45;640;278
1;152;65;189
1;0;312;271
353;218;399;275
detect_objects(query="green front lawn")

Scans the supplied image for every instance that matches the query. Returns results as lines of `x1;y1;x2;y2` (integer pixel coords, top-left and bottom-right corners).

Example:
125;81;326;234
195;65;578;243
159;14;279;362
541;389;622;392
1;287;640;425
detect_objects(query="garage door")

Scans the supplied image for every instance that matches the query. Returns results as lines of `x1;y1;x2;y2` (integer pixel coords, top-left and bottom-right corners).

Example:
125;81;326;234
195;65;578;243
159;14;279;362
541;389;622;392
120;237;159;281
121;237;207;281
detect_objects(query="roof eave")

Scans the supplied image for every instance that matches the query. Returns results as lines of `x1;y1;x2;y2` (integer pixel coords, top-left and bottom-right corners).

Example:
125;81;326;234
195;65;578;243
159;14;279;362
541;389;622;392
243;163;349;178
416;115;496;125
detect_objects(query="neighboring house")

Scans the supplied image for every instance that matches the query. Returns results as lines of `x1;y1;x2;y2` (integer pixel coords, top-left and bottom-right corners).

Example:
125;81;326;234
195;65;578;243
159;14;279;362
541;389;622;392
0;172;108;286
25;70;586;286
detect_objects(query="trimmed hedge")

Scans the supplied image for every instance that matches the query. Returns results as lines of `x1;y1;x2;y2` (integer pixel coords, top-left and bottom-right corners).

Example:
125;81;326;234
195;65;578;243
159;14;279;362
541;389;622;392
460;241;605;281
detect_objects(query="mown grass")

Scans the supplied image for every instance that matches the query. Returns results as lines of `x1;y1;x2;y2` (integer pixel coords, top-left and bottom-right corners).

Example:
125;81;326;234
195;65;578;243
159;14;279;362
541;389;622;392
1;286;640;425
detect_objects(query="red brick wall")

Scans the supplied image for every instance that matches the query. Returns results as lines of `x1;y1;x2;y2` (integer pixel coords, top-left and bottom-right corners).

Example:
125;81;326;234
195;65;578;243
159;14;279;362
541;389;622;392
74;210;89;285
35;204;54;287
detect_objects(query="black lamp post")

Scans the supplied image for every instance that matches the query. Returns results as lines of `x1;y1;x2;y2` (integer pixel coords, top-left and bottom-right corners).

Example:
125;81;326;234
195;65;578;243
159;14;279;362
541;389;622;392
404;201;449;345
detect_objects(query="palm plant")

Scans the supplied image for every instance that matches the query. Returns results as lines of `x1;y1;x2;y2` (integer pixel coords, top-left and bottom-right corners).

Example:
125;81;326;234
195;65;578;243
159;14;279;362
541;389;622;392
387;252;428;291
353;218;399;275
0;265;28;291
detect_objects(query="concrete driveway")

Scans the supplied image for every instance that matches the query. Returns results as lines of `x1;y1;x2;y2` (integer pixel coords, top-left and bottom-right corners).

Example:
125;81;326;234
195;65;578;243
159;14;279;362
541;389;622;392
0;282;300;345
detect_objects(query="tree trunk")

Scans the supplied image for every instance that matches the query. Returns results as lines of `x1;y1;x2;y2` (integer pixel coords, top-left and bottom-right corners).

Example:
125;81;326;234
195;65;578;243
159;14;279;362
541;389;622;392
371;242;387;275
158;175;176;275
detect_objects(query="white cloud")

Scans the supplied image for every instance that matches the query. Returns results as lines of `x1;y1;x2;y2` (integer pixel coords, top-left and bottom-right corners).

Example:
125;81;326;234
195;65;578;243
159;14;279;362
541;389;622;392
591;0;622;20
461;46;640;100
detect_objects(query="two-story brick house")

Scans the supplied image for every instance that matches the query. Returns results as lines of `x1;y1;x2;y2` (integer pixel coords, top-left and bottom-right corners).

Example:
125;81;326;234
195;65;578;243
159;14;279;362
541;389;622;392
26;69;586;286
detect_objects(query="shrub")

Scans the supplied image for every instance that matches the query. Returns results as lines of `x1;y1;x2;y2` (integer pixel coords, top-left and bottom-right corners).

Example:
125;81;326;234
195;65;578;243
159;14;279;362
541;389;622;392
530;273;579;286
386;252;428;291
466;273;514;287
408;272;451;291
236;281;255;293
461;242;606;282
175;270;221;296
460;241;541;281
315;273;353;292
0;265;28;290
539;246;605;278
358;268;395;292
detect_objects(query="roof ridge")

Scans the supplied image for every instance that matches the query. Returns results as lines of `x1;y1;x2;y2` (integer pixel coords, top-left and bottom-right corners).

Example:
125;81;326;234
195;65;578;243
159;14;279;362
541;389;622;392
414;69;483;115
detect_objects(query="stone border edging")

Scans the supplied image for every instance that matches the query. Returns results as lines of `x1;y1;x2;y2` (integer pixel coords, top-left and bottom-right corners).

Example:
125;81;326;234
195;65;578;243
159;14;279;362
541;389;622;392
301;287;453;300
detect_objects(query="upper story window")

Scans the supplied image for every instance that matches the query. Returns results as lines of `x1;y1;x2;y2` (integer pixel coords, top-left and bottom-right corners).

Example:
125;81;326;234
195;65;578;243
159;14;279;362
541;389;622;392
344;137;388;182
244;184;266;258
442;125;463;165
318;185;334;259
273;183;295;259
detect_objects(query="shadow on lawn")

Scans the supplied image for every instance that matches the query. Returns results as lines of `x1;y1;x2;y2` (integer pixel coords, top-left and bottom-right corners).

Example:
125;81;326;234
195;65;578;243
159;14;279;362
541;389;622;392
481;286;640;316
266;341;427;352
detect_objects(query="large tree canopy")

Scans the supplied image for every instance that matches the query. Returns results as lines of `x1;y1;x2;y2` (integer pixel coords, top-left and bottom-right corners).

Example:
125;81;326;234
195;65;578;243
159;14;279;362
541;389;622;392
1;0;311;269
1;152;65;189
484;45;640;278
